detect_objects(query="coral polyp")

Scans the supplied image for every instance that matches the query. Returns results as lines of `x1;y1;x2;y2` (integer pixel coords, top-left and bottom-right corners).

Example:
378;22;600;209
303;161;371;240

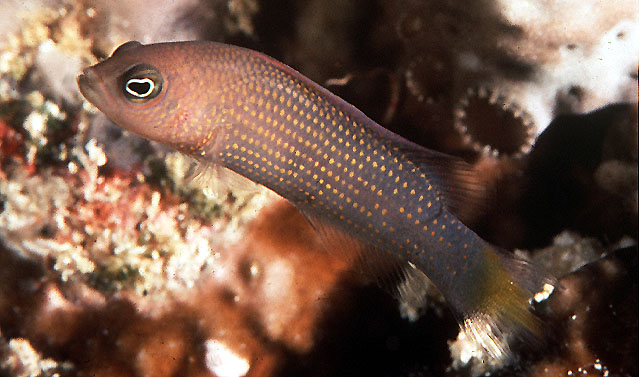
454;87;537;156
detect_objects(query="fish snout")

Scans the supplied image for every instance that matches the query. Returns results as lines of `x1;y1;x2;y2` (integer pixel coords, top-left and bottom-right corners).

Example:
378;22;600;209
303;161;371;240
77;67;108;109
77;68;99;92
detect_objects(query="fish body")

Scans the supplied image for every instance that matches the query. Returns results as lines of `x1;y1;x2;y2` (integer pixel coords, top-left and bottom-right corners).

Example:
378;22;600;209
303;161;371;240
78;41;552;361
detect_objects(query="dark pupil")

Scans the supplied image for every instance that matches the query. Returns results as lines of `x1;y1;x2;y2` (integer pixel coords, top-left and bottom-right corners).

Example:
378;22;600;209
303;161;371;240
128;80;151;96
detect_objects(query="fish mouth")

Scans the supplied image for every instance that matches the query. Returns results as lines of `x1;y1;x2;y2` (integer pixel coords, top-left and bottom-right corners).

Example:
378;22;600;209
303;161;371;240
77;68;106;109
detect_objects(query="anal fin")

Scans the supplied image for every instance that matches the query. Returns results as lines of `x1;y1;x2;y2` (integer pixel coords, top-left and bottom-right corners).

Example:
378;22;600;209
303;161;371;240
300;210;434;319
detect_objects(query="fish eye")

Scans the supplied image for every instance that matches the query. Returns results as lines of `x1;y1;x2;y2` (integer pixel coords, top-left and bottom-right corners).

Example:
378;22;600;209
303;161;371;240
121;64;164;103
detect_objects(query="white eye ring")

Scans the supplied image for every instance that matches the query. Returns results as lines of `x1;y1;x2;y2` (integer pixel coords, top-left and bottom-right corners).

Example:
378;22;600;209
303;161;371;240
125;78;155;98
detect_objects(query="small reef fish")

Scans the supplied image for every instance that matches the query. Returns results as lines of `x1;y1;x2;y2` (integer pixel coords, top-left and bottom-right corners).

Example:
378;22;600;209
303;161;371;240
78;41;553;361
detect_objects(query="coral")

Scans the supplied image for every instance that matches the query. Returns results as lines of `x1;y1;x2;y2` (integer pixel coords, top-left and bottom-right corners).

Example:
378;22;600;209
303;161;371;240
0;199;353;377
386;0;638;155
530;231;609;277
517;104;638;246
528;246;638;377
84;0;259;57
454;86;536;155
0;338;62;377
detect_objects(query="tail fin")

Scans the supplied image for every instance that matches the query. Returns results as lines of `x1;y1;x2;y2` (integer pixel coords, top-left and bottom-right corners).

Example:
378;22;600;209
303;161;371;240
458;247;555;363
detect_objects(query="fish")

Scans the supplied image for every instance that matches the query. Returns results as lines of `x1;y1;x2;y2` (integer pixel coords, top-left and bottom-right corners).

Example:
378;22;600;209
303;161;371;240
77;40;554;362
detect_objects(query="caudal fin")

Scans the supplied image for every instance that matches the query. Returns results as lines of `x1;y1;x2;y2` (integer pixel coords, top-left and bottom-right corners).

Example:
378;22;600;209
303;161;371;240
458;247;555;362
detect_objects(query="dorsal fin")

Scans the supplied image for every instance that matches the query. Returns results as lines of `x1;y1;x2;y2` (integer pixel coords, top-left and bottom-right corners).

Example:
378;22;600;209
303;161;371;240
415;149;489;225
387;136;491;226
300;209;434;320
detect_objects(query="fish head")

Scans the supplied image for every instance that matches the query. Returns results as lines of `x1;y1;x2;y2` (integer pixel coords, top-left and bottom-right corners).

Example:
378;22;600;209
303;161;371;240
78;40;228;158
